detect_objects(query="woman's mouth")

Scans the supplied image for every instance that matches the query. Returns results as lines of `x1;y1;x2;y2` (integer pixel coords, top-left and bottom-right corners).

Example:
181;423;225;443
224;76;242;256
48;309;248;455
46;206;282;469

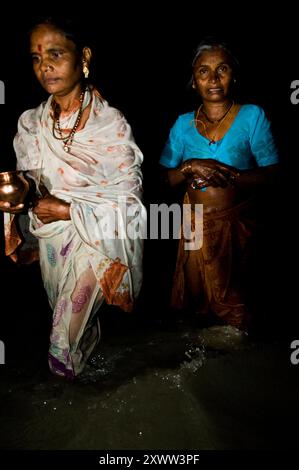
208;88;223;94
43;77;59;86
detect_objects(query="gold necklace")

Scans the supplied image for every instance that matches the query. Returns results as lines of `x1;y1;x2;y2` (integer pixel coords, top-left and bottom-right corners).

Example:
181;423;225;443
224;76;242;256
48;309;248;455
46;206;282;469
52;88;85;153
195;101;234;145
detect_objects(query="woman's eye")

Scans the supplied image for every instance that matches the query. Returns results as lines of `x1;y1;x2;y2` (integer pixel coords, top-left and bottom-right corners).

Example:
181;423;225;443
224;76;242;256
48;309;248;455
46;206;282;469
218;65;229;73
51;51;62;59
31;55;40;63
199;69;208;75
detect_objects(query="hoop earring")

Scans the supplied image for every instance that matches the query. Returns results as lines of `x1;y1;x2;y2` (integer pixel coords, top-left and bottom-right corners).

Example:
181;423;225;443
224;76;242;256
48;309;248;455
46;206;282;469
83;64;89;79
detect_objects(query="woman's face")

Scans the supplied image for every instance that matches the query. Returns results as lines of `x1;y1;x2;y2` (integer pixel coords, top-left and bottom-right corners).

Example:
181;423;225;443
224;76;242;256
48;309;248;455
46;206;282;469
193;48;234;102
30;24;82;96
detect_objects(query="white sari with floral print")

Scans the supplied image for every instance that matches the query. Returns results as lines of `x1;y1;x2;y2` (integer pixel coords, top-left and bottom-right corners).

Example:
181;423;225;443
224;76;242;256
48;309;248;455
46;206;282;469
5;88;146;377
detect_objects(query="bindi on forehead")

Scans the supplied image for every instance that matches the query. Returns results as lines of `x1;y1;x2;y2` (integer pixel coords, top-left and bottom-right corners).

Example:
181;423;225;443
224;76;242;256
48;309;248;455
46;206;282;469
37;45;42;52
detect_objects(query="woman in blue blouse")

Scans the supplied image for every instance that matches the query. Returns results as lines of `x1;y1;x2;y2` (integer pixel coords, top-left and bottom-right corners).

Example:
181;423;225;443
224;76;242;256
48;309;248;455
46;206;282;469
159;38;279;331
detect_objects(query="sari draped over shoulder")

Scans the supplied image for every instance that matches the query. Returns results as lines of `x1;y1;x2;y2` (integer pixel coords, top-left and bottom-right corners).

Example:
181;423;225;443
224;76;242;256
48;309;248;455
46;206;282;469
4;88;146;377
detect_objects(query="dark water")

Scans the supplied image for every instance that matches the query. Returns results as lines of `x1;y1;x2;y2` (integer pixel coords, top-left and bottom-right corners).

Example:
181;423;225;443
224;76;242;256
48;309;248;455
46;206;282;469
0;256;298;450
1;316;298;450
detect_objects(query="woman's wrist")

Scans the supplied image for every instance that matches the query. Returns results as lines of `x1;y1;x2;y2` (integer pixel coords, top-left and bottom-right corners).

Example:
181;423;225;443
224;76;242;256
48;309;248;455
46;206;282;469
60;201;71;220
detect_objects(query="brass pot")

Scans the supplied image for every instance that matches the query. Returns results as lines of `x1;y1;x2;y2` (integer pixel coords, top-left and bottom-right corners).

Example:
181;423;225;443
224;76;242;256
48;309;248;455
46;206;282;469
0;170;30;205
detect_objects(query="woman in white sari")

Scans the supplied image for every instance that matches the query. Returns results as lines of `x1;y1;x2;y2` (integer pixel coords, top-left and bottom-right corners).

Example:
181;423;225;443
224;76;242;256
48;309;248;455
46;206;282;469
0;18;146;379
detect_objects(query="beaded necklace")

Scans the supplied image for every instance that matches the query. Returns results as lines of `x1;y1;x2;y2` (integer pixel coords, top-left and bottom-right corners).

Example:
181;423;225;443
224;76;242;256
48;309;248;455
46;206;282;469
52;88;85;153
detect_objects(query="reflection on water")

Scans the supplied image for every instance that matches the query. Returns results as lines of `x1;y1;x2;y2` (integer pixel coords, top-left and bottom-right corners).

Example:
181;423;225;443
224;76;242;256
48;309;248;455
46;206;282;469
1;319;298;450
80;329;206;385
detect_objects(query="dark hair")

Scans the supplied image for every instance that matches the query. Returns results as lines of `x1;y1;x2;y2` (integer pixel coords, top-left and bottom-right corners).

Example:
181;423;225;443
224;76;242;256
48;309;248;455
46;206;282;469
192;36;240;73
28;16;91;53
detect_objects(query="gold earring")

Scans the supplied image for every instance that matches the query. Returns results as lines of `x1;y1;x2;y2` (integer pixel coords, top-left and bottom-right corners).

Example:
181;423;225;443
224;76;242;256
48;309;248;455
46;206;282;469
83;64;89;79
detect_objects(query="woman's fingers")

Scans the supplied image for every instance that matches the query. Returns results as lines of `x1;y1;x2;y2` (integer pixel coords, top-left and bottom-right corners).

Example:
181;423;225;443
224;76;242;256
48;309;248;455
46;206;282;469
191;169;228;188
205;163;239;186
186;159;240;188
0;201;24;212
211;171;229;187
0;202;10;210
215;162;240;178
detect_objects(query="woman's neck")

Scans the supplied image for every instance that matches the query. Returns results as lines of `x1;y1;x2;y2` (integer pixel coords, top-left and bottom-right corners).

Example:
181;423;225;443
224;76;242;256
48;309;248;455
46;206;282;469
53;85;83;114
201;100;233;123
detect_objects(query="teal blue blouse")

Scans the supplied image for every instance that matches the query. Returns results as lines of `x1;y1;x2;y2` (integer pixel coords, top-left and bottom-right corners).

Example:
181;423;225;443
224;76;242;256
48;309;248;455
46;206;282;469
159;104;279;170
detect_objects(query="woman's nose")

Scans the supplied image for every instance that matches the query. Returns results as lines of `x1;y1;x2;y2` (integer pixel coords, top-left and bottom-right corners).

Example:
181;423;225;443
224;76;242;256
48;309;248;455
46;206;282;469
40;60;54;72
209;70;220;82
